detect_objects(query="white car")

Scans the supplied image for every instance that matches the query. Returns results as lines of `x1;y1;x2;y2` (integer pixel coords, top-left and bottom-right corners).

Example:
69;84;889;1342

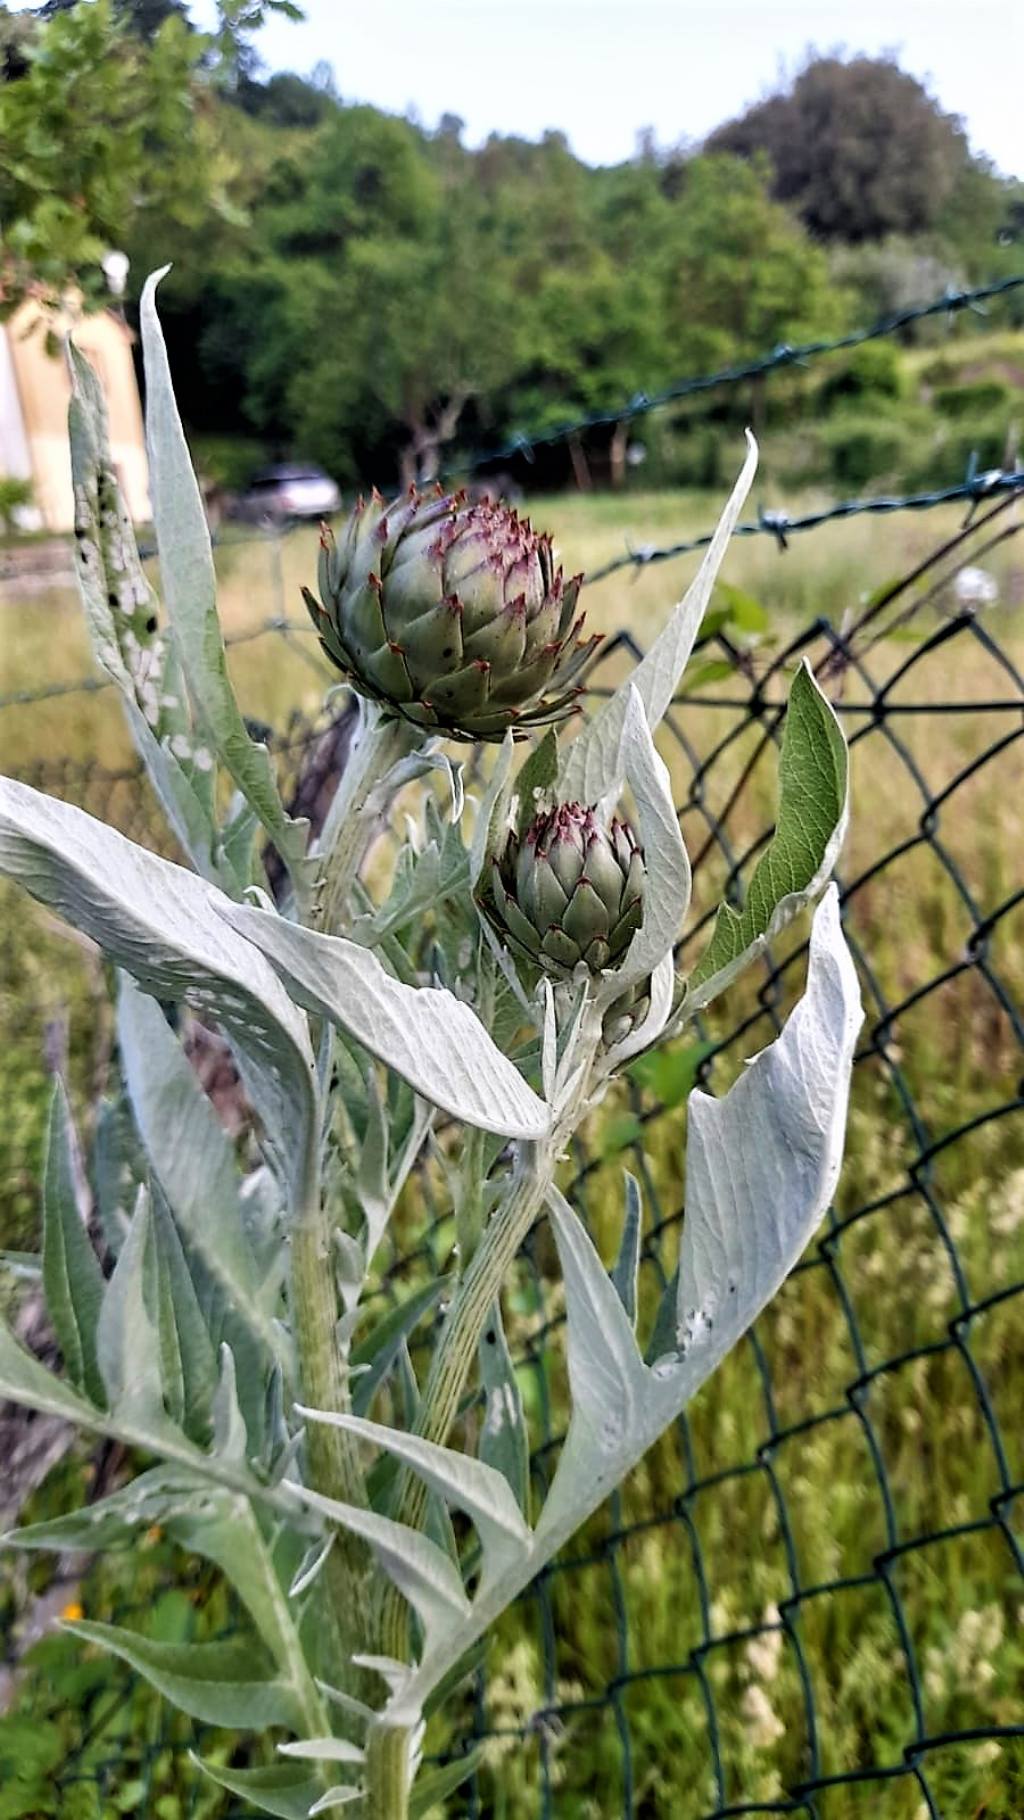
238;464;342;525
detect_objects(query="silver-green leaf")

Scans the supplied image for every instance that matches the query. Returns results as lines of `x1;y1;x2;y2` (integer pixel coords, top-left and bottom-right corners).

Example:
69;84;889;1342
140;268;312;908
0;778;315;1204
220;902;549;1140
41;1079;105;1405
64;1620;302;1730
559;434;757;804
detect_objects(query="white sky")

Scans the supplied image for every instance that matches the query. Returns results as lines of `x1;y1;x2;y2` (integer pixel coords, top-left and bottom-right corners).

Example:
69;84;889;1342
238;0;1023;178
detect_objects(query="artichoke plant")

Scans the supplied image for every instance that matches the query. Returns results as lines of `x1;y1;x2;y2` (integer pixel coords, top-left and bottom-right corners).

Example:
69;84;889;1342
303;487;599;740
484;800;646;974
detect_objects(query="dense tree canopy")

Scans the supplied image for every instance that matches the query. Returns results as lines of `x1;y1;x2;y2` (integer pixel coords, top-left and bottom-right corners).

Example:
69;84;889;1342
706;54;1002;247
1;10;1020;489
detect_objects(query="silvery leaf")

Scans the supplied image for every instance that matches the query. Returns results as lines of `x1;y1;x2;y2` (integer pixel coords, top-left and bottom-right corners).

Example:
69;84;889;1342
190;1760;324;1820
543;1184;649;1466
684;661;848;1013
349;888;859;1729
559;433;757;804
278;1739;365;1765
6;1464;323;1718
119;977;289;1392
140;269;312;907
309;1791;363;1815
608;685;691;996
284;1479;470;1660
0;778;315;1204
96;1187;168;1429
211;1343;250;1464
295;1409;531;1590
63;1620;301;1730
220;902;548;1140
351;1278;451;1418
67;342;224;882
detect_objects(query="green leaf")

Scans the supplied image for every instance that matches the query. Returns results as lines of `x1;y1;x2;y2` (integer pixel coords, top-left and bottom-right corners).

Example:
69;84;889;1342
628;1040;713;1107
714;580;769;635
686;661;848;1010
468;732;514;889
680;658;736;694
611;1173;642;1329
148;1185;219;1440
478;1304;529;1517
0;778;315;1208
410;1748;481;1818
0;1317;100;1427
220;902;549;1141
599;1113;642;1158
41;1080;105;1405
514;727;559;835
65;1622;300;1730
351;1279;450;1418
140;269;312;909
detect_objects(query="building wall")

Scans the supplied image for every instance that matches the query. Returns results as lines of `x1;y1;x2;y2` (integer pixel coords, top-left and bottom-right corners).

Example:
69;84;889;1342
1;300;150;533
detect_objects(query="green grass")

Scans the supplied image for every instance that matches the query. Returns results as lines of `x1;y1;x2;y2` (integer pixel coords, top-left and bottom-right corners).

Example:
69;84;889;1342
1;488;1023;1817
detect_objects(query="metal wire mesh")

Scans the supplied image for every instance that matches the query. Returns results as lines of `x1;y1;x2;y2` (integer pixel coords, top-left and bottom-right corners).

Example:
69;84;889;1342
2;591;1021;1817
1;271;1023;1808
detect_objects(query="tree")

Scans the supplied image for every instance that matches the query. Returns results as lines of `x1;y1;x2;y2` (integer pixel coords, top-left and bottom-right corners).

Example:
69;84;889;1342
0;0;212;314
707;54;973;242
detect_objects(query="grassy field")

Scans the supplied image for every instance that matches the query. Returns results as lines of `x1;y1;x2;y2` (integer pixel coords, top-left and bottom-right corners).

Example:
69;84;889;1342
1;486;1023;1817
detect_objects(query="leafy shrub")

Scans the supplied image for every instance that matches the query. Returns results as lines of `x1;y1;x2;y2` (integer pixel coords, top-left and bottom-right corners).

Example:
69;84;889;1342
818;409;920;489
932;379;1013;419
818;341;905;409
0;477;33;535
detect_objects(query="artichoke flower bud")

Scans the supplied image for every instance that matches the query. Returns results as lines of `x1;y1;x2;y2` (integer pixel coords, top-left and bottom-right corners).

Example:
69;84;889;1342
601;978;652;1049
302;487;599;742
484;802;646;976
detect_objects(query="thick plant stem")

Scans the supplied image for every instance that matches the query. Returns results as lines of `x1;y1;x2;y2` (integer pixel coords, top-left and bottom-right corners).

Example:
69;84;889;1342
364;1154;551;1806
313;703;421;934
290;1127;373;1670
369;1006;602;1761
364;1725;409;1820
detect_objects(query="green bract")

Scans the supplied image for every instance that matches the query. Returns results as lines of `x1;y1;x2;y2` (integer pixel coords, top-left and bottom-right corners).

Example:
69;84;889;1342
303;488;598;741
484;802;646;975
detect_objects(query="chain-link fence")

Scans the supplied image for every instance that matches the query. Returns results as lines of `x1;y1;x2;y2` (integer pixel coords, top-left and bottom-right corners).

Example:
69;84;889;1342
2;584;1022;1816
1;272;1023;1814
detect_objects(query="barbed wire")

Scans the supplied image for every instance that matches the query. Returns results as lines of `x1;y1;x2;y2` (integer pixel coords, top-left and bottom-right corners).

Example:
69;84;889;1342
3;467;1021;715
0;614;322;711
586;464;1024;584
446;272;1024;479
